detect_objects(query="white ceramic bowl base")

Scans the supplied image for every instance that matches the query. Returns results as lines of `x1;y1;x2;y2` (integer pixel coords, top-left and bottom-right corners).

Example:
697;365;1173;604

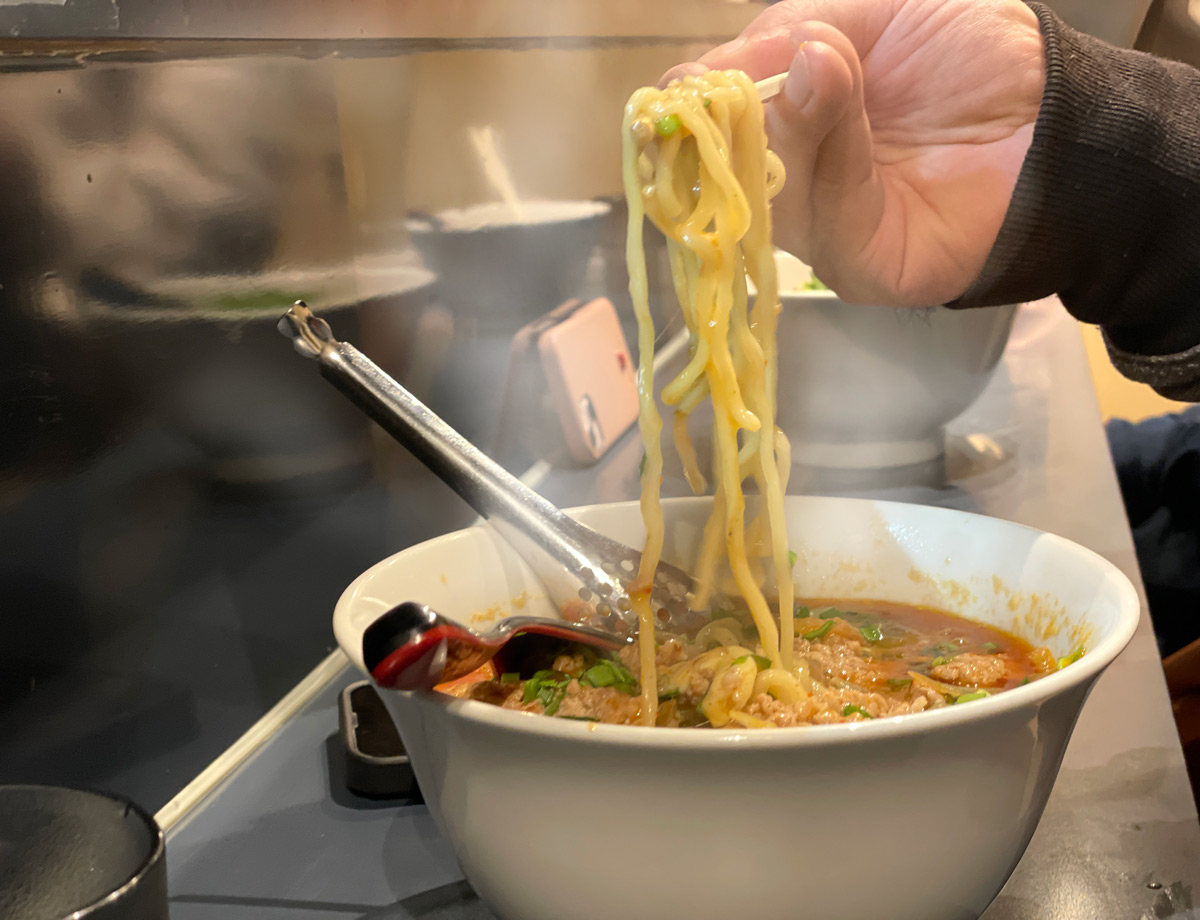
776;296;1016;470
335;497;1139;920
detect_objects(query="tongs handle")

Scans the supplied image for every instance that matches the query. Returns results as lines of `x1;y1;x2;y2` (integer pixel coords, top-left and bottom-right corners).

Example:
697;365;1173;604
277;303;633;622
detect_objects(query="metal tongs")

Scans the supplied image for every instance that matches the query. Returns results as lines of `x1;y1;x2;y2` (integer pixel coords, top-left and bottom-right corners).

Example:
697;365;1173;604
278;302;702;637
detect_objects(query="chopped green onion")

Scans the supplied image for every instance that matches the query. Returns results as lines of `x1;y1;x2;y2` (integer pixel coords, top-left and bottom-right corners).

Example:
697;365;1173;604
794;604;811;618
500;672;520;684
1057;646;1084;670
981;641;999;654
658;688;680;701
580;664;615;688
733;654;773;671
638;453;647;476
580;658;636;695
930;656;953;667
818;607;842;620
954;690;991;704
842;704;874;719
524;669;570;715
886;678;913;691
610;657;637;688
1020;676;1031;686
703;98;712;109
654;114;682;137
522;670;561;702
858;624;884;644
787;550;798;569
561;715;599;722
542;692;566;716
803;620;835;641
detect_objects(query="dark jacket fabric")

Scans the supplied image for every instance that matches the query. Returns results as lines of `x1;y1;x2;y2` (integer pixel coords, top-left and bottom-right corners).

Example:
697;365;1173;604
956;2;1200;400
951;5;1200;652
1108;410;1200;655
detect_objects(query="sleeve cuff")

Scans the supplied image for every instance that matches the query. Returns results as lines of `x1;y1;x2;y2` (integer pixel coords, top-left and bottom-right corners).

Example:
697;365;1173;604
1105;334;1200;401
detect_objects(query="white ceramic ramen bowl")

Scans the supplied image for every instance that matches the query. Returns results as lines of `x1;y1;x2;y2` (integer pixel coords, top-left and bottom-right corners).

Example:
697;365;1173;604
763;252;1016;470
334;496;1139;920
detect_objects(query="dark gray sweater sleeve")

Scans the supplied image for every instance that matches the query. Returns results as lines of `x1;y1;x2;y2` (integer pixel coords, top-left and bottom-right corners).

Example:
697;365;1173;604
953;2;1200;400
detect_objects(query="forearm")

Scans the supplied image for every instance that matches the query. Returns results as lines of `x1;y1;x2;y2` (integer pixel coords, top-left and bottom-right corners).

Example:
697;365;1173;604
955;2;1200;399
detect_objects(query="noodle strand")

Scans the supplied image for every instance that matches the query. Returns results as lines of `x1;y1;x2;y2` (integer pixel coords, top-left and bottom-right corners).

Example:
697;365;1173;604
623;70;798;709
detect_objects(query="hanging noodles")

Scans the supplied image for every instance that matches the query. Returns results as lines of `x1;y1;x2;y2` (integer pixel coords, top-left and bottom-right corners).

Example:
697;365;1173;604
622;70;798;727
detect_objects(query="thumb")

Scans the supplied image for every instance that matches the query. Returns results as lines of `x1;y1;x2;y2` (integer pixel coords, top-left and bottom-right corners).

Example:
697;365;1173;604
765;28;882;298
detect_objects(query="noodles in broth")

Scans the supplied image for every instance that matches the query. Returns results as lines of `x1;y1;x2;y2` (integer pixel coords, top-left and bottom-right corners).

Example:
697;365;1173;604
434;71;1080;729
622;70;797;726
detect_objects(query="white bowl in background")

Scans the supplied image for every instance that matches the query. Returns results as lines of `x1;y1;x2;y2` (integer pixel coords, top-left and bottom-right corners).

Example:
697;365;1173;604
761;252;1016;469
334;496;1139;920
405;199;611;324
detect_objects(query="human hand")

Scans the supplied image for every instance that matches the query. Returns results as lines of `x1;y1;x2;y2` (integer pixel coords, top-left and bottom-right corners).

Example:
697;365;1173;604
662;0;1045;307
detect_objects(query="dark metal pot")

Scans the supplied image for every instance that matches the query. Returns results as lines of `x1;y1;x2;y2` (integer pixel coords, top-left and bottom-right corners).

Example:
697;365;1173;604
0;784;167;920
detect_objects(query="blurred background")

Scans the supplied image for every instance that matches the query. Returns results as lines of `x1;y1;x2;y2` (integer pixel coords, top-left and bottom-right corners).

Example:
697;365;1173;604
0;0;1182;814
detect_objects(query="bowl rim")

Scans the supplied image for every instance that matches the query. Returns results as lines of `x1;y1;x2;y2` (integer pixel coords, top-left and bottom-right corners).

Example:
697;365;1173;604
406;199;612;234
65;263;438;326
771;290;1023;315
335;495;1141;750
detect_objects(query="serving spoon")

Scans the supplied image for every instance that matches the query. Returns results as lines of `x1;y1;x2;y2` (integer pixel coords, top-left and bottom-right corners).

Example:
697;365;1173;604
364;601;632;691
278;302;706;638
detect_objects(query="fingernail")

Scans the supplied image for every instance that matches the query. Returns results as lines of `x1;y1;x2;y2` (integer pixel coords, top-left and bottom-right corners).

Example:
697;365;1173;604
783;42;814;110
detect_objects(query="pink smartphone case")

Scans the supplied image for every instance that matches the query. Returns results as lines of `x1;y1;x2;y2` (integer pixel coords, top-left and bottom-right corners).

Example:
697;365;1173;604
537;298;639;463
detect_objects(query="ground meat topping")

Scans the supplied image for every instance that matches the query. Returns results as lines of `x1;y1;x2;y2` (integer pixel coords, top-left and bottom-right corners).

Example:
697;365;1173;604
551;653;587;678
744;686;932;727
618;638;687;672
1030;646;1057;674
928;653;1008;687
452;600;1058;727
555;683;641;724
795;633;888;687
467;681;523;707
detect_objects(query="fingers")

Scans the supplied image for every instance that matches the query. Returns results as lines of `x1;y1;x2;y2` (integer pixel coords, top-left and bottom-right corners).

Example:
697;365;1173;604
699;27;797;81
653;10;886;300
698;0;890;73
760;27;883;298
656;0;879;90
